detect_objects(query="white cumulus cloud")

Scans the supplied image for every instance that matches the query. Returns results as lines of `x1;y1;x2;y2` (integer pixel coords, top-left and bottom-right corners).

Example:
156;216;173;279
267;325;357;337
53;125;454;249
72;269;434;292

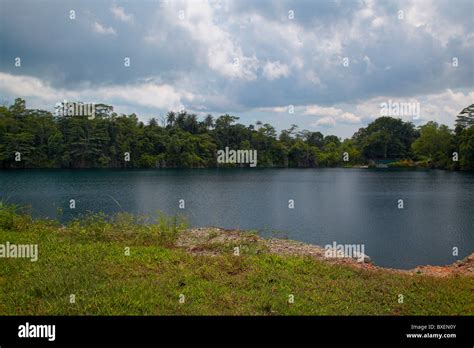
93;21;116;35
262;61;290;80
111;5;134;23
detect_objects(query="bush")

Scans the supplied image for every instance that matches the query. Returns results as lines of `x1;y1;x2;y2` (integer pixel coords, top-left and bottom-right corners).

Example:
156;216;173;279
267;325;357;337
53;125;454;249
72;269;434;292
0;202;31;231
66;210;188;247
154;212;188;247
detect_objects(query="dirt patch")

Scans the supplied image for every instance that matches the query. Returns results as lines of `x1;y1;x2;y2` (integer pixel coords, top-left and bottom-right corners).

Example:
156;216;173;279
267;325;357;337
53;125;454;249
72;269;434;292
177;227;474;277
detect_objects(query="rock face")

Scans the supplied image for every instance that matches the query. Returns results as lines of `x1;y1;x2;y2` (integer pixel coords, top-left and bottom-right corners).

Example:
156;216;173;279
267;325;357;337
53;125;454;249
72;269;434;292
177;227;473;277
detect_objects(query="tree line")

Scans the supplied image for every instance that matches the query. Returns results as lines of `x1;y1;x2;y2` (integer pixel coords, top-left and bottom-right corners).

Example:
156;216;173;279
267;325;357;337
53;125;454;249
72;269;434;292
0;98;473;170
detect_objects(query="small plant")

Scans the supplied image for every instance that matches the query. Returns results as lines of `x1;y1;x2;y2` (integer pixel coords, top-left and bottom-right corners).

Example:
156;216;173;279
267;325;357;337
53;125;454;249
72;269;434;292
0;202;31;231
155;212;188;247
68;212;112;241
0;202;16;230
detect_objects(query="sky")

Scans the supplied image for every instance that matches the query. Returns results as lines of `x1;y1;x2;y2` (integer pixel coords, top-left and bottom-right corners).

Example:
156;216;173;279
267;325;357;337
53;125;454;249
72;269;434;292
0;0;473;138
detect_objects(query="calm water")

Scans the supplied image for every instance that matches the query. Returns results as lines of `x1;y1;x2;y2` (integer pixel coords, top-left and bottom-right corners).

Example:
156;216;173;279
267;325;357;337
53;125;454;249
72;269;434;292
0;168;473;269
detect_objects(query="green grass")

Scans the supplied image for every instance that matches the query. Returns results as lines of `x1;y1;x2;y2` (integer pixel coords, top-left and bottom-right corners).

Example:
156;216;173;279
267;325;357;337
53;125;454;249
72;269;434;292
0;204;472;315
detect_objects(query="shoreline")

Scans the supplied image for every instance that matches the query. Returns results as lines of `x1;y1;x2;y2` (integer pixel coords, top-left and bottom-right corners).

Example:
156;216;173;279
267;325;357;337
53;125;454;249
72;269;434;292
1;207;472;315
178;227;474;277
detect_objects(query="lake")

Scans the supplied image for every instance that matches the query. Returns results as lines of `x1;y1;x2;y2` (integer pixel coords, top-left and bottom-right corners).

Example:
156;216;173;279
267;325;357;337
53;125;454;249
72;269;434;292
0;168;473;269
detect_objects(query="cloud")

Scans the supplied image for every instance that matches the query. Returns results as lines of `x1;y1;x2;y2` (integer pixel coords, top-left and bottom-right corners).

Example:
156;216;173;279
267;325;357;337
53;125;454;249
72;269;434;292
339;112;362;124
304;105;361;128
0;0;472;136
353;89;474;125
405;0;467;46
110;5;133;23
303;105;342;117
313;117;336;127
93;21;116;35
0;72;194;112
0;72;58;102
262;61;290;80
165;1;260;80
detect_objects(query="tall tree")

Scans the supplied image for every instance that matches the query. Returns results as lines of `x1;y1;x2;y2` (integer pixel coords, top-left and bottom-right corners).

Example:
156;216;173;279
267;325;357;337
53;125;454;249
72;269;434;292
412;122;454;168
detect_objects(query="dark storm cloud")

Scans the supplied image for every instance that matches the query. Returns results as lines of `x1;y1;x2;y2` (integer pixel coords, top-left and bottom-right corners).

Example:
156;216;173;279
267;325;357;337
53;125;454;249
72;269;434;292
0;0;472;123
0;0;200;88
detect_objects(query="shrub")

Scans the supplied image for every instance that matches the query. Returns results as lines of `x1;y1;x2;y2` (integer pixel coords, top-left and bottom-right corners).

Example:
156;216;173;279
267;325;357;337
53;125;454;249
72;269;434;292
154;212;188;247
0;202;33;231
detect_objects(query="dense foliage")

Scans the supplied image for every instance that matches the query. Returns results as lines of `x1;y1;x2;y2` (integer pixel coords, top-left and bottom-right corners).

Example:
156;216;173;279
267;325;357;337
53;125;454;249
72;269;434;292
1;98;473;170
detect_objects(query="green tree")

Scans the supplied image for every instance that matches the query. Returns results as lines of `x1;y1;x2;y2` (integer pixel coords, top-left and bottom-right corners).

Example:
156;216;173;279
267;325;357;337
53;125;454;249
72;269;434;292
1;98;472;171
353;117;418;160
455;104;474;170
412;122;454;168
459;127;474;170
455;104;474;129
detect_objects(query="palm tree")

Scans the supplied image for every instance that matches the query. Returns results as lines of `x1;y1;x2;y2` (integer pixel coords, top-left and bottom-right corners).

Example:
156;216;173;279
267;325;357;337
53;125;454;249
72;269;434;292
184;113;199;133
175;112;187;129
148;118;158;128
166;111;176;127
456;104;474;129
204;114;214;130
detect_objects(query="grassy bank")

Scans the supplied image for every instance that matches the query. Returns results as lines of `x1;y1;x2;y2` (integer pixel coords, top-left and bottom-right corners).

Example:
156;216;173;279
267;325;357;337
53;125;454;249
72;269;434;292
0;204;472;315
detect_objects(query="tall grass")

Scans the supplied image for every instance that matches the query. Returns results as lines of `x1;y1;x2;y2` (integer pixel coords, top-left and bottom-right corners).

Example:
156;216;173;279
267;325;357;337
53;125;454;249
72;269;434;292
0;203;187;247
0;201;32;231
